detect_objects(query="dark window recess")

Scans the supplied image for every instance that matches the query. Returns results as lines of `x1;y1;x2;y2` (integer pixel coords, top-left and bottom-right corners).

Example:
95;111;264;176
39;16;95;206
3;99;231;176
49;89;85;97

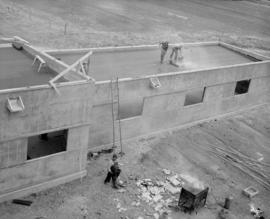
27;130;68;160
234;80;251;95
117;98;143;120
184;88;205;106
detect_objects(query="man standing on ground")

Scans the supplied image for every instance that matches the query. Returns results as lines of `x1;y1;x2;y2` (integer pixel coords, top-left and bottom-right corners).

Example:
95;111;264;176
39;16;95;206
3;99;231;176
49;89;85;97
110;161;121;189
104;154;118;187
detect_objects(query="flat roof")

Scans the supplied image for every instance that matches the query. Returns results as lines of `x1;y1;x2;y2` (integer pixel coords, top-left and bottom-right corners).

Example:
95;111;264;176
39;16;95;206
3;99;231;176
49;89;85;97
51;45;260;81
0;46;61;90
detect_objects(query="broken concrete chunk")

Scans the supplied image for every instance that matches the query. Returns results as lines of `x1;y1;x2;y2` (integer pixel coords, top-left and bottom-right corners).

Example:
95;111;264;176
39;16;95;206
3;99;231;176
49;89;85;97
164;183;180;195
156;181;164;187
167;175;181;187
132;201;141;207
118;188;126;193
141;191;152;202
117;203;121;209
118;207;127;212
149;186;161;195
154;203;163;212
165;198;173;205
153;213;159;219
163;169;171;175
243;186;259;198
92;152;99;158
153;194;163;202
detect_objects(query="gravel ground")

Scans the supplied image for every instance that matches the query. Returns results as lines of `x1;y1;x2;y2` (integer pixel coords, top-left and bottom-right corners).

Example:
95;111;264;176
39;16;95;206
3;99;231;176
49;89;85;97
0;0;269;218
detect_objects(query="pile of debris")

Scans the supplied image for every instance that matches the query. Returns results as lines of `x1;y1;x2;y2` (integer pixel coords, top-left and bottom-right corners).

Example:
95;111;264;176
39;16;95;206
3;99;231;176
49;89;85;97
134;169;185;218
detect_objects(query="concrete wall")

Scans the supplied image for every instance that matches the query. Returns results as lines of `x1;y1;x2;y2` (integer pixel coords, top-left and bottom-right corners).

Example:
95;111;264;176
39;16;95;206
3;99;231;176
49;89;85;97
0;81;94;202
0;139;27;168
0;82;94;141
89;61;270;149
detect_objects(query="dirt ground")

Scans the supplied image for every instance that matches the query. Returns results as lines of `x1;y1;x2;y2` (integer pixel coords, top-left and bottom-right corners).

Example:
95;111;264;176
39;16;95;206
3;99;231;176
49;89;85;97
1;0;270;53
0;104;269;219
0;0;270;218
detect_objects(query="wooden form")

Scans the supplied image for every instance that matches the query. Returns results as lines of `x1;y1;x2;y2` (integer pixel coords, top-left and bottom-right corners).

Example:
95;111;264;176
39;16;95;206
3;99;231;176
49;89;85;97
45;41;219;54
32;55;46;72
0;36;29;44
1;37;93;85
49;50;93;93
22;44;91;81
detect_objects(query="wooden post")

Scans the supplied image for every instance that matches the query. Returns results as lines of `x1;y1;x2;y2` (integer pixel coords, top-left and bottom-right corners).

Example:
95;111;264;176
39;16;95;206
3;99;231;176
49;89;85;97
110;80;116;148
86;56;91;75
64;23;67;35
116;77;124;156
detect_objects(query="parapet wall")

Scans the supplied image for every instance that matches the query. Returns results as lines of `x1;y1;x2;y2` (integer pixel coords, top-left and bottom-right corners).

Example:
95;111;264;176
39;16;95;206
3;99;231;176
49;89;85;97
89;60;270;148
0;81;94;142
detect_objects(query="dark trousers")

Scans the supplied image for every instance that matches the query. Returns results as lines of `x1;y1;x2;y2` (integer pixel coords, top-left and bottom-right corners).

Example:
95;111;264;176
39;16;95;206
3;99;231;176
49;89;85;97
104;171;121;186
104;171;113;184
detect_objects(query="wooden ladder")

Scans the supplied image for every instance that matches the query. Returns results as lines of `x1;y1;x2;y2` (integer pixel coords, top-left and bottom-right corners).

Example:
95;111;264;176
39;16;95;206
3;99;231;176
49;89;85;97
110;77;123;155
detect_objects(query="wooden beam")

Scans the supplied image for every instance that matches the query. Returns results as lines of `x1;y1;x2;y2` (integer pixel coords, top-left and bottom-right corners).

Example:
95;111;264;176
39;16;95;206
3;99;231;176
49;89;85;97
49;81;60;95
79;61;86;75
49;50;93;84
23;44;92;81
0;36;29;44
86;56;91;75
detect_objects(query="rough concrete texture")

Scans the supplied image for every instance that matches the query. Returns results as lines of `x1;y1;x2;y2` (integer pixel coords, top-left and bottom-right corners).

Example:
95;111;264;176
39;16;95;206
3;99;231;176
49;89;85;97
89;59;270;148
0;104;269;219
0;82;94;141
0;82;94;202
51;45;258;81
0;47;61;90
0;126;89;202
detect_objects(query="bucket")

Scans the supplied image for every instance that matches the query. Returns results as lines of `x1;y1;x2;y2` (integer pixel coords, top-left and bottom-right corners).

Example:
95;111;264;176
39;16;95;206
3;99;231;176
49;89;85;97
224;196;233;209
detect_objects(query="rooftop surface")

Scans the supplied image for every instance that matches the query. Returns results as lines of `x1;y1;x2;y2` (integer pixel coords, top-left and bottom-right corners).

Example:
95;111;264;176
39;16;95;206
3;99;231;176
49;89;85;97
51;45;260;81
0;46;60;90
0;44;261;90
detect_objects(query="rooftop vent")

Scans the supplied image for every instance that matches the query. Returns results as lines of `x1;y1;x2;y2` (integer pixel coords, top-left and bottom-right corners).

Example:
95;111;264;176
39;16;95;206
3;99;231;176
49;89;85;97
150;77;161;89
7;96;25;113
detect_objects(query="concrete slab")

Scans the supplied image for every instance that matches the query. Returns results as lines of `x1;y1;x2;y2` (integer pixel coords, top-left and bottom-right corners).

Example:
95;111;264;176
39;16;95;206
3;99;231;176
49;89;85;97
0;47;64;90
51;45;260;81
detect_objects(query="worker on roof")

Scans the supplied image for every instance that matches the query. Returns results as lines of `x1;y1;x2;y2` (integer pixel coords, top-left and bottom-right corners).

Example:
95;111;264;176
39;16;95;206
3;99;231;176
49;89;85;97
159;41;169;64
169;44;183;66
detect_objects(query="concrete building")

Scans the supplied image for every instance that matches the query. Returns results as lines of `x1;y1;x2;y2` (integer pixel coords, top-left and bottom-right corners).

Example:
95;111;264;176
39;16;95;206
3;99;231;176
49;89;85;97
0;38;269;202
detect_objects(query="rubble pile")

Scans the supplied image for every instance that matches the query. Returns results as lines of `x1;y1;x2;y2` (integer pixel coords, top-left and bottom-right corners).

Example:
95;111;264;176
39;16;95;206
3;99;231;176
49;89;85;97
134;169;185;218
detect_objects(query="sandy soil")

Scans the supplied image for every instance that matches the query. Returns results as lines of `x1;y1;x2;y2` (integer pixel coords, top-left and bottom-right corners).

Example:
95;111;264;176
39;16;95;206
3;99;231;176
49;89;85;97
0;104;269;219
0;0;270;51
0;0;270;218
